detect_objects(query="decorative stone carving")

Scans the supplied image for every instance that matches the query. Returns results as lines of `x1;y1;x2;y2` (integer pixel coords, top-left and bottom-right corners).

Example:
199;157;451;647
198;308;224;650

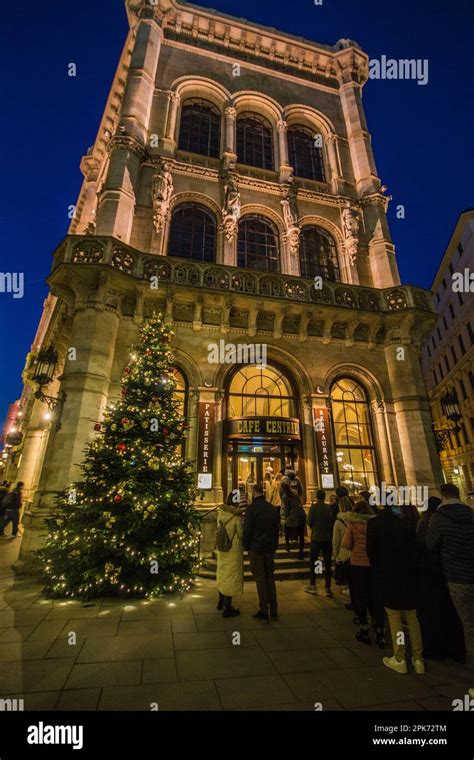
71;240;104;264
281;178;300;256
341;203;361;265
221;169;240;240
152;160;173;233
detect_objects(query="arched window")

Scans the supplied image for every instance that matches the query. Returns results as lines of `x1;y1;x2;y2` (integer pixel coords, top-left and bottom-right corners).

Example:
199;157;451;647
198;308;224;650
237;216;279;272
330;377;379;493
171;367;187;417
299;226;340;281
178;99;221;158
287;126;326;182
227;365;295;418
168;203;216;262
236;112;274;170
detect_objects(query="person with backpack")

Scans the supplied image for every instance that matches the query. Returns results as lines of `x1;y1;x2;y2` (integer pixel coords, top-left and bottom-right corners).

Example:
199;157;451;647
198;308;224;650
216;492;245;618
281;474;306;560
0;482;24;538
243;483;280;621
305;489;334;597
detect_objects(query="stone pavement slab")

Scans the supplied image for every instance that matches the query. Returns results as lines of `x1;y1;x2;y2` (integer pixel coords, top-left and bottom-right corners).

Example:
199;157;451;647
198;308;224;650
98;680;222;711
215;674;297;709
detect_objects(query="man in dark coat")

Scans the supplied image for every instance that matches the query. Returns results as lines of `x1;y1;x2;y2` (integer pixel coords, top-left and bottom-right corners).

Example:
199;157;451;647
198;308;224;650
243;483;280;621
367;504;424;675
426;483;474;679
305;489;334;597
0;482;24;537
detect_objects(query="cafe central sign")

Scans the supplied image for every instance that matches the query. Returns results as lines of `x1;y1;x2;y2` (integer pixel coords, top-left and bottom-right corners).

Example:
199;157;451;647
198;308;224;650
228;416;301;440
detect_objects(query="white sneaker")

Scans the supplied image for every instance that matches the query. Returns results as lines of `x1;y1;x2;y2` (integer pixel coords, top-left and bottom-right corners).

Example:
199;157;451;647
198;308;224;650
412;657;425;674
304;586;317;595
383;656;408;674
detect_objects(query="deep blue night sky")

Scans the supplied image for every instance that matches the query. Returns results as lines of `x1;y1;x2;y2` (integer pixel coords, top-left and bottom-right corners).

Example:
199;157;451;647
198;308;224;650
0;0;472;423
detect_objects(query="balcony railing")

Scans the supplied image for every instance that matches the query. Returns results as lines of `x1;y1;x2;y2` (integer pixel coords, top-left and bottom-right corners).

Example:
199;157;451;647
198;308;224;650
52;235;434;314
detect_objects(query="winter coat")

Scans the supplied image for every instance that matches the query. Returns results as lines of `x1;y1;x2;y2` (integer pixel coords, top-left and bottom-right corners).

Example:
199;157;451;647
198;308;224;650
332;514;351;562
243;496;279;554
267;480;281;507
2;488;21;512
307;500;333;542
425;500;474;584
366;508;421;610
282;491;306;528
342;512;374;567
0;487;9;517
216;505;244;597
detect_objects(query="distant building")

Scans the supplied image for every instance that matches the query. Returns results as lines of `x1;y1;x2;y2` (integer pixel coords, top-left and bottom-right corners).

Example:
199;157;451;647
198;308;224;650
421;209;474;501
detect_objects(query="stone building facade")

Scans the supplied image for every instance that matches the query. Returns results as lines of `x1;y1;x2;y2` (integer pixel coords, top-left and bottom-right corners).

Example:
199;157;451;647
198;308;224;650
8;0;443;570
421;209;474;501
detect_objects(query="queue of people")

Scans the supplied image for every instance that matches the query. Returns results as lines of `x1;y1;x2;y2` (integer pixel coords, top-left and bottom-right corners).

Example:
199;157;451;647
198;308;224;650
214;475;474;687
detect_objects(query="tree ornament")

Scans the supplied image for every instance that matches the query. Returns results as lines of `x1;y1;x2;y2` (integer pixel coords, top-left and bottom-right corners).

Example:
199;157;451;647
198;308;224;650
162;428;169;436
116;442;127;453
124;367;131;374
121;417;129;425
114;494;123;503
94;423;101;432
148;457;161;470
121;388;128;397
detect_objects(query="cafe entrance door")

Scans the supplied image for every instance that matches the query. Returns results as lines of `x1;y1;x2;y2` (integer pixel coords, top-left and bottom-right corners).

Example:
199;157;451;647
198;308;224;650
227;442;298;504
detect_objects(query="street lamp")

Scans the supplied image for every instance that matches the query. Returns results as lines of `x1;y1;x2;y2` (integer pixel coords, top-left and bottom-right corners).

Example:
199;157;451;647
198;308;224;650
433;390;462;452
32;345;66;430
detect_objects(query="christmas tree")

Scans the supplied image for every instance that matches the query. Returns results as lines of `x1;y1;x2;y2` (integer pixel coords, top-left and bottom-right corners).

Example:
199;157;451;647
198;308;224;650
39;314;201;599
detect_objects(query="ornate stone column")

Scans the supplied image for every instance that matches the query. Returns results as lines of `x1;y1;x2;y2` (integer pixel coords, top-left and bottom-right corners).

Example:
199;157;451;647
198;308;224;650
15;305;121;573
384;340;443;491
277;119;292;182
224;106;237;169
161;91;180;155
370;400;396;485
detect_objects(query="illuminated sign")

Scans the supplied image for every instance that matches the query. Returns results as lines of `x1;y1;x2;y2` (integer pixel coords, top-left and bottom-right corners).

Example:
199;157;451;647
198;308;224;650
197;402;216;489
227;417;301;440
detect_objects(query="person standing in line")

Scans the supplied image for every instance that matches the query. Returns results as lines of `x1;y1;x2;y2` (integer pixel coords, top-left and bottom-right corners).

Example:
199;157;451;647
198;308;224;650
243;483;280;622
426;483;474;691
0;482;24;538
281;478;306;560
264;471;273;502
216;493;245;618
0;481;10;530
417;496;465;662
304;489;334;597
332;485;349;522
267;472;282;531
342;500;383;646
367;502;424;673
332;495;354;606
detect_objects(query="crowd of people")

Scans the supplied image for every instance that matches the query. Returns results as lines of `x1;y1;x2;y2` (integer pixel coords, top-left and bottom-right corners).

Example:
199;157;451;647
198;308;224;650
215;473;474;687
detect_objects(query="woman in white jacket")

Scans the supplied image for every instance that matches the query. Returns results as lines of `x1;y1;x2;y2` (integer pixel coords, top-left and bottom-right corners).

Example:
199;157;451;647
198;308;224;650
216;494;245;618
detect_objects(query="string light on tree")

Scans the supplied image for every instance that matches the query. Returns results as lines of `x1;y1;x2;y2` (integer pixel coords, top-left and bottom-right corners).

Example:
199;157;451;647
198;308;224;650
39;313;201;600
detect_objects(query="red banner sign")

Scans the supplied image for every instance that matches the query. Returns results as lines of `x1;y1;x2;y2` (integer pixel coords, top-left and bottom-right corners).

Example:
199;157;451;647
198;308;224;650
197;402;216;489
313;406;335;489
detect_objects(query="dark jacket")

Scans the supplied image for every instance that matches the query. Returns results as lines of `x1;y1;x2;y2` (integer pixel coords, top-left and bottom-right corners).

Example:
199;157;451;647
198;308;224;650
281;490;306;528
243;495;279;554
366;508;420;610
2;488;22;512
0;486;9;516
307;499;333;542
425;500;474;584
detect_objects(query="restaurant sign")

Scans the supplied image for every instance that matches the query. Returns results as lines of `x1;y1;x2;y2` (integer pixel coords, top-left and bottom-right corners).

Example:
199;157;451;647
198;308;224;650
313;406;335;489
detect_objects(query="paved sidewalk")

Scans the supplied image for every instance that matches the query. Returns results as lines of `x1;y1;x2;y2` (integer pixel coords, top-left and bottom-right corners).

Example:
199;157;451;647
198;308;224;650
0;536;470;711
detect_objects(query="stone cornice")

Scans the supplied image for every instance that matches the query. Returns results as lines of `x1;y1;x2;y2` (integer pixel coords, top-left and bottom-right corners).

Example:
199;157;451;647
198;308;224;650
126;0;368;88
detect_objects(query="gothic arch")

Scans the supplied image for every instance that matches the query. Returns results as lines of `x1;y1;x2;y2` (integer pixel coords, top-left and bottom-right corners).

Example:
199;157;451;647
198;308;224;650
298;215;344;248
283;104;337;139
171;76;231;111
321;362;385;404
239;204;285;237
170;192;222;221
232;91;283;125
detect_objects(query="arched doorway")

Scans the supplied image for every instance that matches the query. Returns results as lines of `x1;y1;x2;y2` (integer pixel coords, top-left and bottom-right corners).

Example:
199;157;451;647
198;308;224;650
224;363;302;502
